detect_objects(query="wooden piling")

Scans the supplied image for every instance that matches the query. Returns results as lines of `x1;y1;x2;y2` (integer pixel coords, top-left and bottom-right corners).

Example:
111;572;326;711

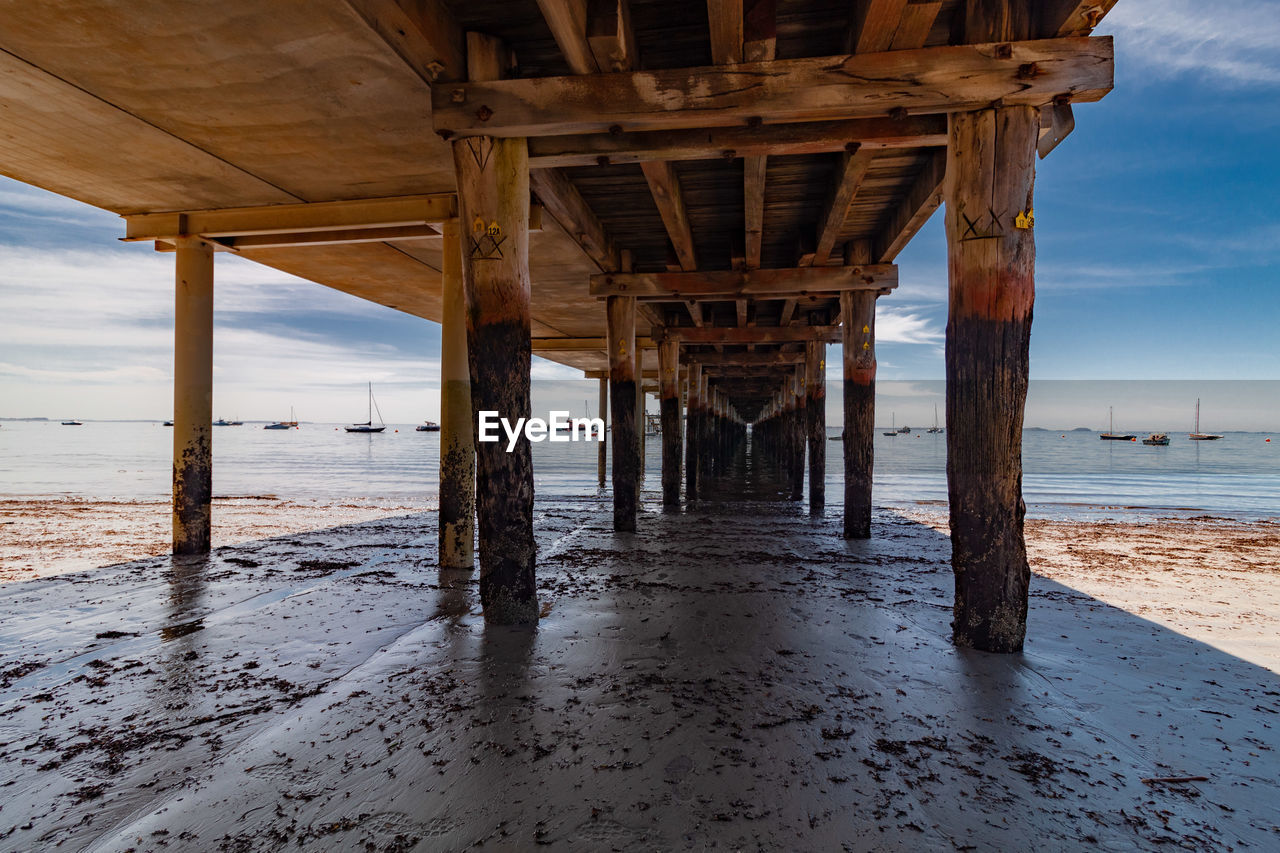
944;3;1039;653
452;31;537;623
841;262;876;538
685;361;701;500
658;336;682;506
790;364;805;501
597;376;608;488
171;237;213;555
438;218;475;569
608;295;639;530
805;339;826;514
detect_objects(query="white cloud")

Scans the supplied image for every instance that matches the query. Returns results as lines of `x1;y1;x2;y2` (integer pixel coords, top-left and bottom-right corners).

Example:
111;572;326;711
1103;1;1280;86
875;305;944;345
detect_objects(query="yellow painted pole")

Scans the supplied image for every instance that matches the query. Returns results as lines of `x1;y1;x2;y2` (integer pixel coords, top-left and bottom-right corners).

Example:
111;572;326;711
438;218;475;569
172;237;214;554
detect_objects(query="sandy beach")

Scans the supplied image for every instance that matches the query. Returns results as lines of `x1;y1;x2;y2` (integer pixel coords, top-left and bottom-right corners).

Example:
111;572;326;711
2;499;1279;850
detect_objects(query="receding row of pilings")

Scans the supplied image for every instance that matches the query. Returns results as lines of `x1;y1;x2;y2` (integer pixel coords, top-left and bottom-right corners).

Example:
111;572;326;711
166;20;1039;654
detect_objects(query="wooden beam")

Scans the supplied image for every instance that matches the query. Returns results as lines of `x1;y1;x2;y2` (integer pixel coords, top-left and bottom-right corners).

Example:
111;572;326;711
587;0;638;72
743;0;778;62
688;350;805;366
658;336;682;506
590;264;897;298
736;299;749;327
810;148;876;266
527;115;946;168
706;0;743;65
344;0;466;83
124;194;458;241
536;0;600;74
529;168;619;272
671;326;839;344
891;1;942;50
848;0;908;54
804;337;826;513
640;161;698;272
533;335;655;351
778;297;797;326
873;147;945;262
433;37;1114;138
223;224;439;250
744;154;767;270
1038;0;1117;37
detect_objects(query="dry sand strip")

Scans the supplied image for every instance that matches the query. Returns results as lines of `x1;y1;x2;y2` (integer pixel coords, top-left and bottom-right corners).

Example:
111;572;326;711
1;500;1279;851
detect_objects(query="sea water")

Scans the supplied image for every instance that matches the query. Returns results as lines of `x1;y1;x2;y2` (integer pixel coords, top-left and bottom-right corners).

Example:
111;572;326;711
1;418;1276;521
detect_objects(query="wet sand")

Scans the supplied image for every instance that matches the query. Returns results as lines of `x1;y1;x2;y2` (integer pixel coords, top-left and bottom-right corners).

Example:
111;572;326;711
0;497;429;582
2;497;1279;851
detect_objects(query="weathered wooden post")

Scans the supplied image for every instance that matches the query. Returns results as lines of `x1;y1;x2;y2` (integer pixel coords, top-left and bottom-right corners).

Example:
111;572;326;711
608;294;639;530
172;237;213;555
842;241;877;538
685;360;701;500
635;344;645;487
790;364;806;501
658;335;682;506
945;1;1039;652
439;217;475;569
452;32;537;623
698;372;712;478
597;376;608;488
805;338;826;514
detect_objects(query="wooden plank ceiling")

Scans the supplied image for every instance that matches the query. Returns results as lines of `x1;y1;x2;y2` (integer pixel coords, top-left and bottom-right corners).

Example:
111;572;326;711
0;0;1115;413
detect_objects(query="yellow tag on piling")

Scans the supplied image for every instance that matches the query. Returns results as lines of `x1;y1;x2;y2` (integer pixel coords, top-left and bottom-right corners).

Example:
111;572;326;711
862;325;869;334
472;216;486;235
863;342;870;350
1015;209;1034;230
486;220;502;238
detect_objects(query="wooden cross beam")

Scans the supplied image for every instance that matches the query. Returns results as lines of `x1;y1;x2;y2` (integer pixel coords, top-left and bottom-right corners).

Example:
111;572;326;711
432;37;1114;138
526;115;946;168
590;265;897;299
689;350;806;366
533;336;655;351
669;326;839;344
124;194;458;242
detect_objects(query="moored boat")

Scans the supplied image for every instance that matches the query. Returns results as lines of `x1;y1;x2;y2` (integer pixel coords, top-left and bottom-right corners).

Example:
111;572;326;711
1142;433;1170;446
264;406;298;430
60;420;82;426
1100;407;1136;441
416;421;440;432
1188;398;1222;441
345;383;386;433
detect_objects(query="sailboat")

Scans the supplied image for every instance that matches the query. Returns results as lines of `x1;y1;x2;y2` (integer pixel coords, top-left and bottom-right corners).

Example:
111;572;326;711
1099;407;1136;441
1188;398;1222;441
345;383;386;433
883;413;898;437
927;404;943;433
264;407;298;430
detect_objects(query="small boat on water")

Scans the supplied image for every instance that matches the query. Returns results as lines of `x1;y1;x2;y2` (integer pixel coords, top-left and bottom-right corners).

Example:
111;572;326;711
1188;398;1222;441
416;420;440;432
1100;407;1136;441
883;413;898;437
61;420;82;426
264;406;298;430
213;417;243;426
345;383;386;433
162;420;173;427
927;404;943;433
1142;433;1170;446
897;425;911;435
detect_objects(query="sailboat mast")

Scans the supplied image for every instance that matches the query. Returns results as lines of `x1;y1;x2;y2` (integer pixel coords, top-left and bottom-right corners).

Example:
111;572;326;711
1195;398;1200;433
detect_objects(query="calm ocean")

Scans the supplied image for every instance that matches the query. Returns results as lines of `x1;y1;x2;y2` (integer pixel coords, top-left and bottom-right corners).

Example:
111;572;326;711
1;419;1276;521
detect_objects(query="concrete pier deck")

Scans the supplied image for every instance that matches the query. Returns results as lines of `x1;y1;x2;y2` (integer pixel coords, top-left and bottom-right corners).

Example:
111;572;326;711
3;497;1278;851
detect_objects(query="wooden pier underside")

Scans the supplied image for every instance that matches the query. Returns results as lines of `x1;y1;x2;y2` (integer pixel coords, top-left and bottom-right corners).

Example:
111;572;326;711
0;0;1118;644
0;0;1111;382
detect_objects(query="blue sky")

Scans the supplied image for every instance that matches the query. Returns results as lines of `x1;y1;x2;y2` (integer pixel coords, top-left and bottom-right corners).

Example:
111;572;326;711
0;0;1277;423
